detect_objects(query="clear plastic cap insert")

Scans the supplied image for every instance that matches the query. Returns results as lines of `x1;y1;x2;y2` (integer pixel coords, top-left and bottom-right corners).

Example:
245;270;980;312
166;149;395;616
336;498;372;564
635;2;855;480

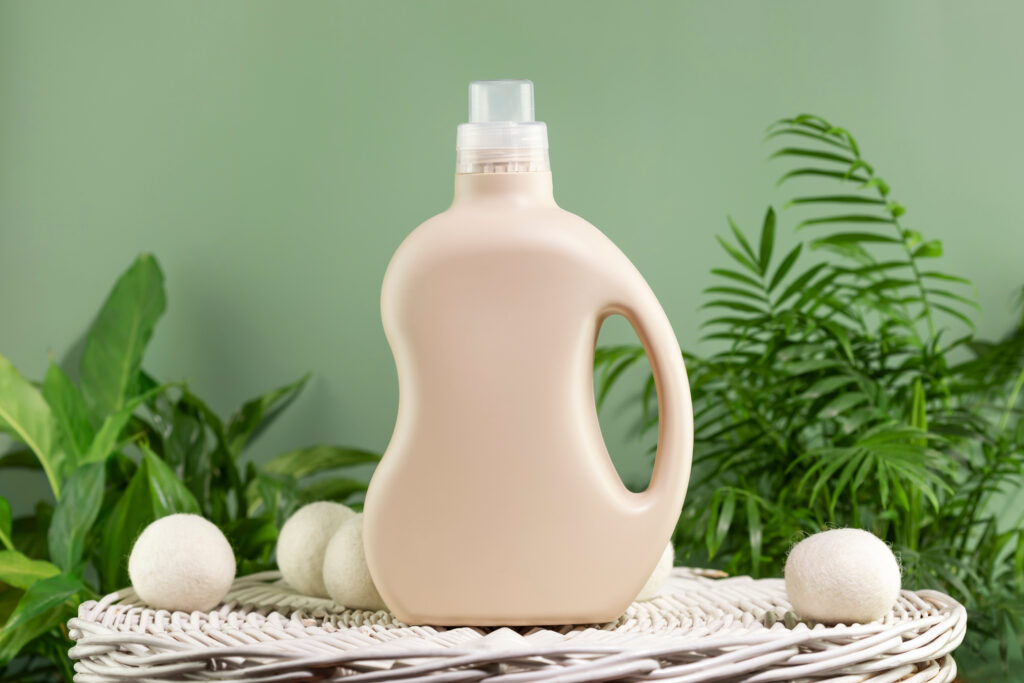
456;80;549;174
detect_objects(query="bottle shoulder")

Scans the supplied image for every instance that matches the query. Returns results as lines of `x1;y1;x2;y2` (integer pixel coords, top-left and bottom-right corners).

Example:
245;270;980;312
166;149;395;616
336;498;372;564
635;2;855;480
387;203;628;274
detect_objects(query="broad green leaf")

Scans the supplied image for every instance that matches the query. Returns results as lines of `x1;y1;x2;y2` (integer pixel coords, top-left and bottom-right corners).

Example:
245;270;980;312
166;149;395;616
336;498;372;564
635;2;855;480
0;353;64;498
0;550;60;590
758;208;776;273
143;446;200;516
47;462;105;572
0;573;83;662
225;373;311;456
80;383;174;465
0;497;10;550
42;361;94;465
79;254;166;420
99;462;152;592
263;445;381;479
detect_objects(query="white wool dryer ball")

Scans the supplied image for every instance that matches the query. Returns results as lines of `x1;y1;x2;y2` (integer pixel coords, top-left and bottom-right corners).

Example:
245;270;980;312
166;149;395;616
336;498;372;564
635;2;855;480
128;513;236;613
277;501;356;597
636;542;674;601
785;528;901;624
322;513;387;611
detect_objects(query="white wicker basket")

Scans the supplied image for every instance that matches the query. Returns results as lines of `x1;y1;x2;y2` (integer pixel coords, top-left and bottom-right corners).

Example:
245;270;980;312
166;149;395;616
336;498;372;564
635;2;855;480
68;568;966;682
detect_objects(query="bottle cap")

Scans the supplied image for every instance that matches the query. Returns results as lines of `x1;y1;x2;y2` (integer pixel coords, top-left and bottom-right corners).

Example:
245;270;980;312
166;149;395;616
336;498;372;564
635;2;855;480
456;80;549;174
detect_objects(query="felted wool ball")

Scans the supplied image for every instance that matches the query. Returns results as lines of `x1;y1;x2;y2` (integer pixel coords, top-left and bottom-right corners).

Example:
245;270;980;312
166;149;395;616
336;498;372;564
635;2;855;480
277;501;356;597
636;542;674;601
128;513;236;613
785;528;901;624
322;514;387;611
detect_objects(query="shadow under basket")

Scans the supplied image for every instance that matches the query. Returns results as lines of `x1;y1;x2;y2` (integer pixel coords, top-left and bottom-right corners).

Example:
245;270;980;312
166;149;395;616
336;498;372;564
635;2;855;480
68;567;966;682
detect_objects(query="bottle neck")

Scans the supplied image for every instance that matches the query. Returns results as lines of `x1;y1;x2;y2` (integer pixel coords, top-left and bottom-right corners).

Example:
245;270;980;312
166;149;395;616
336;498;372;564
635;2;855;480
453;171;556;207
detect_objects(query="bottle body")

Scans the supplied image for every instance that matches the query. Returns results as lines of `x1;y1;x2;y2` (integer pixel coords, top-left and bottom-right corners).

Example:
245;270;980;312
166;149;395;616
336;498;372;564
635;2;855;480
363;172;693;625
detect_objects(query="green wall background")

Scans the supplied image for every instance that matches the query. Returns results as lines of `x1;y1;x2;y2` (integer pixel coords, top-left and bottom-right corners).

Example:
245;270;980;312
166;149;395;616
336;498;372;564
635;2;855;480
2;1;1023;512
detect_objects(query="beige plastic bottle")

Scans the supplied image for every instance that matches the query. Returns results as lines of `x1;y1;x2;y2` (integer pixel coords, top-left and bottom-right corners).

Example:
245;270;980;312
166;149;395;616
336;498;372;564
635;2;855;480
363;80;693;626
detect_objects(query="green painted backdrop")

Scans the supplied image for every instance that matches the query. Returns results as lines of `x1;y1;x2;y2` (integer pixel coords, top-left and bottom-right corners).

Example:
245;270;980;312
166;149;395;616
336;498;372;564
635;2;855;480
2;1;1023;511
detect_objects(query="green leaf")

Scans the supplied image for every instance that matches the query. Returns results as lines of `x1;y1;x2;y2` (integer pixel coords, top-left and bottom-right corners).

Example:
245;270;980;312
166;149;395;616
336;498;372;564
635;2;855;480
0;497;10;551
263;445;380;479
708;489;736;558
0;550;60;590
225;373;311;456
819;392;869;418
0;573;83;662
99;462;152;592
300;477;369;504
887;201;906;217
770;147;857;165
797;214;894;230
597;355;641;409
932;302;977;331
860;177;891;196
727;217;758;262
42;361;94;465
716;235;761;276
810;232;902;248
778;168;870;186
711;268;763;289
80;383;174;465
775;263;828;307
143;446;200;516
0;353;64;498
802;375;857;399
701;286;767;303
79;254;166;421
47;462;105;573
785;194;885;207
765;127;852;151
702;300;765;314
767;243;802;293
758;208;776;273
818;319;854;362
745;494;762;578
921;271;973;286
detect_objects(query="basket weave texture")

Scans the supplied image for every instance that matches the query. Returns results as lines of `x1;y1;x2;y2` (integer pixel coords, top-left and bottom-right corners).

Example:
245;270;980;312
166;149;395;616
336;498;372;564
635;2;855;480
68;568;966;682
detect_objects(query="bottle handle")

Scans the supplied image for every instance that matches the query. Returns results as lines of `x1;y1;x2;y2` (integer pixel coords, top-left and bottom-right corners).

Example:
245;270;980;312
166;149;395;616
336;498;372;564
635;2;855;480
607;296;693;519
